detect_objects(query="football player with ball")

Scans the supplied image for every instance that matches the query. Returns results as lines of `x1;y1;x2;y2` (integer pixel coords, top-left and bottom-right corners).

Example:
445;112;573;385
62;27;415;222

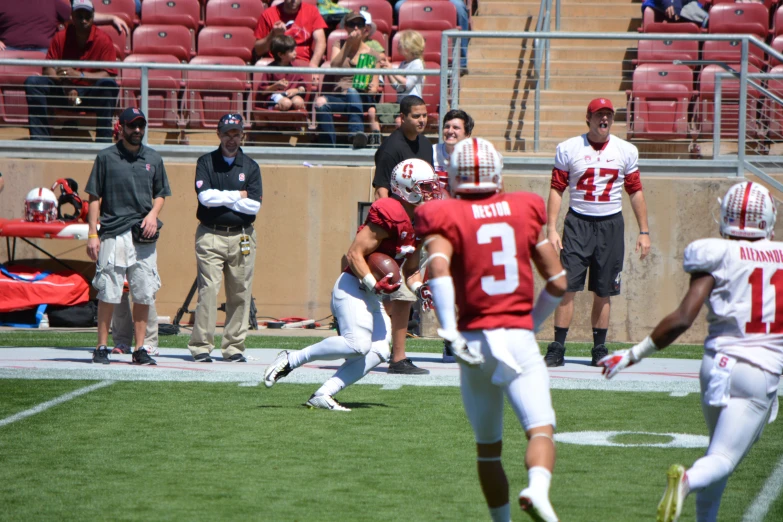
263;158;441;411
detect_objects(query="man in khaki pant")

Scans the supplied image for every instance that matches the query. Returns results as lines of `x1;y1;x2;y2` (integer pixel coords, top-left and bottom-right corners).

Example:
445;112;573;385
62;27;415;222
188;113;263;362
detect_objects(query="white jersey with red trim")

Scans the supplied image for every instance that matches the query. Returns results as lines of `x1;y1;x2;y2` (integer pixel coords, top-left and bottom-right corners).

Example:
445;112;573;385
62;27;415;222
552;134;641;216
684;237;783;375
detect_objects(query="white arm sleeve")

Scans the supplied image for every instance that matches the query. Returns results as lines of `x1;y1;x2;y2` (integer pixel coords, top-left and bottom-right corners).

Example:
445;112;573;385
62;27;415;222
428;276;458;331
531;288;563;333
230;198;261;215
198;189;242;208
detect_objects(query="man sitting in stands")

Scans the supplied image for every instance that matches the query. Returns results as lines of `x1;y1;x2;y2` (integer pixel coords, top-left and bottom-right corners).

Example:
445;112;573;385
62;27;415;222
24;0;119;143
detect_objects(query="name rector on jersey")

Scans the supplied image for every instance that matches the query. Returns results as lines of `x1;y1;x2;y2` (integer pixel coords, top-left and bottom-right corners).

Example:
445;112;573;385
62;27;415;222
545;97;651;367
187;114;262;363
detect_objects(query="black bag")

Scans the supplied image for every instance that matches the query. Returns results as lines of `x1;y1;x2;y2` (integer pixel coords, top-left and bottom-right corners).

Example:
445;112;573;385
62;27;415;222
47;300;98;327
131;218;163;244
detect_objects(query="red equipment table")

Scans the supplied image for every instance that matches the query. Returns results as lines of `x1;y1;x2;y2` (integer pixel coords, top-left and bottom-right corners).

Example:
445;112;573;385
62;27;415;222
0;218;89;270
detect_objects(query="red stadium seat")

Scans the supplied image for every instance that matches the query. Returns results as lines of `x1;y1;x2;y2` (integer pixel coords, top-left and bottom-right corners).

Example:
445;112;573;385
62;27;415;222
701;39;767;71
337;0;394;36
185;56;249;129
141;0;201;32
627;63;695;140
250;58;313;131
120;54;183;128
708;3;769;40
398;1;457;31
640;8;701;33
132;24;195;62
773;5;783;37
696;63;762;138
98;25;131;61
770;35;783;66
93;0;138;26
197;26;256;63
711;0;776;12
326;29;389;62
391;29;451;63
634;39;699;68
762;65;783;140
0;51;44;124
205;0;265;29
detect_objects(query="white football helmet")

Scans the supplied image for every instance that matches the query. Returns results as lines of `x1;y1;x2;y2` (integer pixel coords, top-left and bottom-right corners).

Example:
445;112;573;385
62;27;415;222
719;181;777;239
390;158;441;204
447;137;503;196
24;187;58;223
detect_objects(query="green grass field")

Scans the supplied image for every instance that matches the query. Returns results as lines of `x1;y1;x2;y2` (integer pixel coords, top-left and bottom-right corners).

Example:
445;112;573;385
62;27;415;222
0;333;780;521
0;380;782;521
0;332;707;359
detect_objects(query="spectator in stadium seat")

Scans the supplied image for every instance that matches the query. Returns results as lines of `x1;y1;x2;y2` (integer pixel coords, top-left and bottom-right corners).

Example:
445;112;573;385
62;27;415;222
254;0;328;68
256;35;308;112
380;29;425;127
24;0;119;143
0;0;130;53
641;0;709;27
393;0;469;70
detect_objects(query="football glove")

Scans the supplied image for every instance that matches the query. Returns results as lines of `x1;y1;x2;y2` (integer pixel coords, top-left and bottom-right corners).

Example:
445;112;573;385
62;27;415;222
597;350;635;380
374;273;401;295
437;328;483;366
414;283;435;312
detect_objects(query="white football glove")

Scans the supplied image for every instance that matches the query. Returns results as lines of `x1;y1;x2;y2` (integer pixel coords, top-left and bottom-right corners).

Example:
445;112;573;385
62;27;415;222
597;350;635;380
437;328;483;366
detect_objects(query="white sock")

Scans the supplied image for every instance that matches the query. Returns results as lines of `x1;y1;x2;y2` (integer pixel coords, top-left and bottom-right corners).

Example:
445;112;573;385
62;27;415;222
488;503;510;522
695;477;728;522
288;336;362;368
314;349;385;397
686;454;733;491
528;466;552;494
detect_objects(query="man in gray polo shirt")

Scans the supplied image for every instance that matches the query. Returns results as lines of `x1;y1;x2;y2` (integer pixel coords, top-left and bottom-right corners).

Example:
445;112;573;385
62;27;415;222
85;107;171;365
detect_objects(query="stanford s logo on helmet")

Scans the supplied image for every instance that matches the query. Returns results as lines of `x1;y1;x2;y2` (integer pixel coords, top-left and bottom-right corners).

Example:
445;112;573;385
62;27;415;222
719;182;777;240
390;159;441;204
447;137;503;196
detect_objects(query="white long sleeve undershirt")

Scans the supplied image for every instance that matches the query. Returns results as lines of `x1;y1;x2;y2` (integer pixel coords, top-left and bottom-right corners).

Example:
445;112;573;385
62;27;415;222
198;190;261;215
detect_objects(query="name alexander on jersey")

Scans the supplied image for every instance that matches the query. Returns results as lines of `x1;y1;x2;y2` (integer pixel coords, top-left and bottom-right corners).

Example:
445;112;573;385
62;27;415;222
739;246;783;263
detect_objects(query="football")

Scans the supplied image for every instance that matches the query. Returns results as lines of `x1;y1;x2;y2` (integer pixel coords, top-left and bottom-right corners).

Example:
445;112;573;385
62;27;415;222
366;252;402;288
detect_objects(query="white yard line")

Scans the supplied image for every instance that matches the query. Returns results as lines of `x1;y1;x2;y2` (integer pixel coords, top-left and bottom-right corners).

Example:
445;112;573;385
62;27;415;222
0;380;113;429
743;454;783;522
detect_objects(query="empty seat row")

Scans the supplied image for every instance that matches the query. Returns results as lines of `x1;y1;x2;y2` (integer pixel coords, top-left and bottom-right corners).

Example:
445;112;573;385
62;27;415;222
642;2;773;37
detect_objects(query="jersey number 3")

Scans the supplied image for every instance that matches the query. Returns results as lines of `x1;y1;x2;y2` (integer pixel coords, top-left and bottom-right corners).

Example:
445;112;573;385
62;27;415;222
576;168;620;202
477;223;519;296
745;267;783;334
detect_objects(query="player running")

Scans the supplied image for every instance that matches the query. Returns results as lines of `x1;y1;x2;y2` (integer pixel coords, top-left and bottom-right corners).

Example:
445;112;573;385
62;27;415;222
263;158;440;411
415;137;567;522
599;181;783;522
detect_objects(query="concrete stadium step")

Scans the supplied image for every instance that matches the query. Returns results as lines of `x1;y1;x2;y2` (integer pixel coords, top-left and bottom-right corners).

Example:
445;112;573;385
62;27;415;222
478;1;541;16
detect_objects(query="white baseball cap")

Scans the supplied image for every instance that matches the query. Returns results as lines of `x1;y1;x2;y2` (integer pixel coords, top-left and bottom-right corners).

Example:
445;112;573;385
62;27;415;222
72;0;95;12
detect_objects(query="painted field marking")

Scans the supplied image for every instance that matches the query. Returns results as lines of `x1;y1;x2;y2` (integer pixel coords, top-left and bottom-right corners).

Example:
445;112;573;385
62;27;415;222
0;380;113;429
555;431;709;448
743;454;783;522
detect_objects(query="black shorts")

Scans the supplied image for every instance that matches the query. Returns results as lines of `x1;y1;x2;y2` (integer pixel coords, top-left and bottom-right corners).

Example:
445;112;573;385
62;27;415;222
560;209;624;297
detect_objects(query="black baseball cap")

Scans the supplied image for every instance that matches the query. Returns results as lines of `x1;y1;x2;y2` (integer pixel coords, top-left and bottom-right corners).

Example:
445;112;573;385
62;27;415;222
119;107;146;126
218;113;244;133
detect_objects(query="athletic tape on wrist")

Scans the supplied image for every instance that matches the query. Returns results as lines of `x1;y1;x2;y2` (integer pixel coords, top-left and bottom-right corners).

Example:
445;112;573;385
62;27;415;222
630;335;658;362
361;273;378;292
409;281;423;294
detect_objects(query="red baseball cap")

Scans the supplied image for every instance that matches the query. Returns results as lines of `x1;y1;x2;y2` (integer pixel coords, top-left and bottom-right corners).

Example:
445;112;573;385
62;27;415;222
587;98;615;114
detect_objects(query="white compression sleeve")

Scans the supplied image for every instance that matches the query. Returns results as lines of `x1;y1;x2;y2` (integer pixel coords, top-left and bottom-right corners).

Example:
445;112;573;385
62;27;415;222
428;276;457;331
531;288;563;333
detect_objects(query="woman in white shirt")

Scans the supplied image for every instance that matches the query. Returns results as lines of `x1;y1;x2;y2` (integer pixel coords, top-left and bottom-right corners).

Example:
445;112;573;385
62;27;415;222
433;109;474;194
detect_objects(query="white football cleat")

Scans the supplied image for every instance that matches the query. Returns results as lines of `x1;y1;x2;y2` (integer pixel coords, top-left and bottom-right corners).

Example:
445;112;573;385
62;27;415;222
657;464;687;522
264;350;292;388
143;345;160;356
519;488;559;522
305;394;351;412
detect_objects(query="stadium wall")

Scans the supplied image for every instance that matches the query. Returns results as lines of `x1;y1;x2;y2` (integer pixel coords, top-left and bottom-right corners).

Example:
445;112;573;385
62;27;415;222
0;157;774;343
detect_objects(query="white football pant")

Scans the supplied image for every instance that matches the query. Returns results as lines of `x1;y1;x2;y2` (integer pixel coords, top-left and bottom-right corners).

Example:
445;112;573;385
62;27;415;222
688;352;779;522
459;329;556;444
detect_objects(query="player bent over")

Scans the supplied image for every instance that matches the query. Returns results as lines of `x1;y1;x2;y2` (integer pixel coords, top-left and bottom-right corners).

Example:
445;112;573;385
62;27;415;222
415;138;567;522
599;182;783;522
263;159;440;411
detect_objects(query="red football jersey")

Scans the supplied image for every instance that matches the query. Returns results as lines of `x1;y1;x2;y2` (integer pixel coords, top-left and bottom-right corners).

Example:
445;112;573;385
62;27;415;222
344;198;418;275
415;192;546;331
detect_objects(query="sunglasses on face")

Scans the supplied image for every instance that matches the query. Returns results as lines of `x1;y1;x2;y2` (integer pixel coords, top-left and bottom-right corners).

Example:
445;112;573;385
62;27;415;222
346;21;366;29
